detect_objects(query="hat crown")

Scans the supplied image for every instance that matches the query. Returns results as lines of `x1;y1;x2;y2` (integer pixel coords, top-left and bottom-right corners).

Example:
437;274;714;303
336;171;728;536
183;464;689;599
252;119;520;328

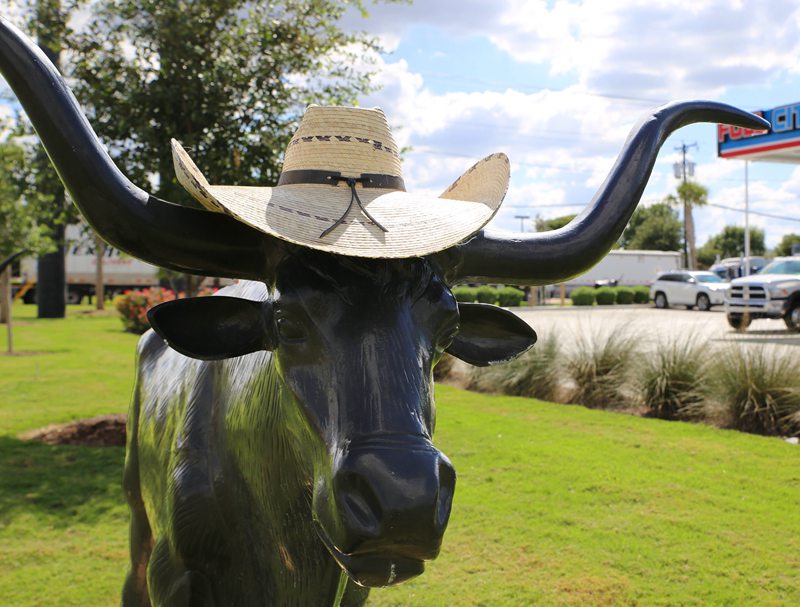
282;106;402;178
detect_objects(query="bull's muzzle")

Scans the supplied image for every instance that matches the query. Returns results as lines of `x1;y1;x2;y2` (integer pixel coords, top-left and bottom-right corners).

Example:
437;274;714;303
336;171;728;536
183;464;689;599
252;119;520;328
314;434;456;587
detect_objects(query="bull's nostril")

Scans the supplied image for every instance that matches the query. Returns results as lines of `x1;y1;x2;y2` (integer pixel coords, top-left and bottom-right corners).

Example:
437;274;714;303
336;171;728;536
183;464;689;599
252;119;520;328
435;458;456;530
339;474;382;537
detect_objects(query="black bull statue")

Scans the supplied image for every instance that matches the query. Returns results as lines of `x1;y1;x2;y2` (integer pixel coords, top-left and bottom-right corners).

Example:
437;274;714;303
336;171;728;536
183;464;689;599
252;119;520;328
0;16;768;607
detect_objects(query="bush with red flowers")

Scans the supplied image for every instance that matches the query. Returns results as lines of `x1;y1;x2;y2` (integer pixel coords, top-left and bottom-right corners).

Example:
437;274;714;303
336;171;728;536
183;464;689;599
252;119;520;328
113;286;217;334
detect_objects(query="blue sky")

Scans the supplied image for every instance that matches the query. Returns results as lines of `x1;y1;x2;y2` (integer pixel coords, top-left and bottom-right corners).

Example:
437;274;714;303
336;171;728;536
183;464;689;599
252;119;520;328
346;0;800;250
2;0;799;252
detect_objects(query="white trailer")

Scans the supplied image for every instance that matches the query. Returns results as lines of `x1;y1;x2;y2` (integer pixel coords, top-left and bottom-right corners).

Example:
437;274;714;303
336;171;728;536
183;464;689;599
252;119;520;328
553;250;682;294
18;224;160;304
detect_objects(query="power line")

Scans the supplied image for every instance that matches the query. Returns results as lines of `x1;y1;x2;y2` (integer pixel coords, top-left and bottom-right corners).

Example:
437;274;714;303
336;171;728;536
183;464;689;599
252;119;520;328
706;202;800;224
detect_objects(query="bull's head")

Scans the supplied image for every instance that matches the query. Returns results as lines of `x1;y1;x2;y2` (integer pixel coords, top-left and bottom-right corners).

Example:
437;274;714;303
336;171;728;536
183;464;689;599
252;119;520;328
0;15;769;589
144;250;535;586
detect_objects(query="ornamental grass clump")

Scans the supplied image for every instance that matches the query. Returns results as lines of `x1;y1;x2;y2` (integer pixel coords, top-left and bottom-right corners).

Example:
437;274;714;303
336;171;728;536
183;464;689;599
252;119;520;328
467;333;561;401
714;345;800;436
565;328;637;409
638;338;709;420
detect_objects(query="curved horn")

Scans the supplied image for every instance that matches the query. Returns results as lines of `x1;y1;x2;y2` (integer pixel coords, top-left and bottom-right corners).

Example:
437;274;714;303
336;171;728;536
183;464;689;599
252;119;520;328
0;17;269;279
440;101;769;286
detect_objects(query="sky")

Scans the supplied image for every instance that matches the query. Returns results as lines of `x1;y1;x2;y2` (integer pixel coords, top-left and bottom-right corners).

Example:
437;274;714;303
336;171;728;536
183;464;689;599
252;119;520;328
342;0;800;251
2;0;799;253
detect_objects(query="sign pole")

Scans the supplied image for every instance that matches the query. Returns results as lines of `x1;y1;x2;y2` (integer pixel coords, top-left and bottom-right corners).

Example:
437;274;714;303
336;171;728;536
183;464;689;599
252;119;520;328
744;161;750;276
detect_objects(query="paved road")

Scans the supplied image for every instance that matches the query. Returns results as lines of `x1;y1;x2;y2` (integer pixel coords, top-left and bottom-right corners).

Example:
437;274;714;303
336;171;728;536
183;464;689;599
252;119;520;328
512;305;800;355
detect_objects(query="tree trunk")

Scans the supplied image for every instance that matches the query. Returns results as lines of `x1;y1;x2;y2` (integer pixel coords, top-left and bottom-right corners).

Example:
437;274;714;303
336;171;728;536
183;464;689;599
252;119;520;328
0;266;8;325
2;267;12;354
35;1;67;319
95;234;105;310
685;200;697;270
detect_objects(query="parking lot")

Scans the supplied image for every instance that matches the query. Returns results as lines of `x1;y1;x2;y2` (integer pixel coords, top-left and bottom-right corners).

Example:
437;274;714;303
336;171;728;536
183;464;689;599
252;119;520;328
512;305;800;354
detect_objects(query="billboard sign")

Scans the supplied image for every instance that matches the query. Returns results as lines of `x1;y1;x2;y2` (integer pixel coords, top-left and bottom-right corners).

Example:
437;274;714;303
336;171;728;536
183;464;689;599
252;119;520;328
718;101;800;162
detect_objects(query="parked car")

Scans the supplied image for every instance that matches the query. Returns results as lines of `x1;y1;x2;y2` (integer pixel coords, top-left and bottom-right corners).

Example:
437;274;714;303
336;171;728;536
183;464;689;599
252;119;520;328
709;256;766;280
649;270;730;311
724;256;800;331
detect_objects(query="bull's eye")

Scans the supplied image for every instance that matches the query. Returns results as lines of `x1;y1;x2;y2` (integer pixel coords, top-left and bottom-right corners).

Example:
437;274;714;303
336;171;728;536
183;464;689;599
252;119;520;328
275;315;307;344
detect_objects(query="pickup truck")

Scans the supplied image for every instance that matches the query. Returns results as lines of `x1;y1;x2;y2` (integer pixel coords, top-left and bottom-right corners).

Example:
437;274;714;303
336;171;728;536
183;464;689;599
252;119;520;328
724;256;800;331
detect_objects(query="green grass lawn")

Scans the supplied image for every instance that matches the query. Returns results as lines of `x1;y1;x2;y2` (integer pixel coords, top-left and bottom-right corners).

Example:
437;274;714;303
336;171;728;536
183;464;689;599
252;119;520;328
2;302;799;606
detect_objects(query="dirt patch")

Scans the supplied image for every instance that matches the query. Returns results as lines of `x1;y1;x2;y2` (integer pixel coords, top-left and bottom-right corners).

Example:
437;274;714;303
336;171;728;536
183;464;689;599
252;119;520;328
19;414;127;447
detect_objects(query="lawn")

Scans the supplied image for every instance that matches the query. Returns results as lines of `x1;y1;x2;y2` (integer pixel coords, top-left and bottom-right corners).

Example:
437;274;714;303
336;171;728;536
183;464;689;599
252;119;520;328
2;302;799;606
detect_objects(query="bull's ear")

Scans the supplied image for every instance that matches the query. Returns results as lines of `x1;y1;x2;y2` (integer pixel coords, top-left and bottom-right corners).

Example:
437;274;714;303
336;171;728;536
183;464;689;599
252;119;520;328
147;296;274;361
446;302;536;367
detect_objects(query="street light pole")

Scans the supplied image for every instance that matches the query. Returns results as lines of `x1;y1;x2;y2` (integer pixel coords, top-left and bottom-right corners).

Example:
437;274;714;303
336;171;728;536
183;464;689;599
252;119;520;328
514;215;530;232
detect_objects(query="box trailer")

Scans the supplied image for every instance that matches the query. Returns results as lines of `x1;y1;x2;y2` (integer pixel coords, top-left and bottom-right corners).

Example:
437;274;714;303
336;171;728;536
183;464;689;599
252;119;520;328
552;250;682;295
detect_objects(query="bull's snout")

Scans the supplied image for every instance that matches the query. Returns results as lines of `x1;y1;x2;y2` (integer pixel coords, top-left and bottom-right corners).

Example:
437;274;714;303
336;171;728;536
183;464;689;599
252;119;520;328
334;437;455;558
315;435;456;586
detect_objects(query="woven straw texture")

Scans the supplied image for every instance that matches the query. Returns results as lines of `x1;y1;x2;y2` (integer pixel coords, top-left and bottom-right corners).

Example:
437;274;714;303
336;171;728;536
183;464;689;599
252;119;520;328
173;106;509;258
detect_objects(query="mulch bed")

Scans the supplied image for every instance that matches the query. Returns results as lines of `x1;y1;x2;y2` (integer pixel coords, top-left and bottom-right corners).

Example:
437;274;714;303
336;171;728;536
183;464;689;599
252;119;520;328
19;414;127;447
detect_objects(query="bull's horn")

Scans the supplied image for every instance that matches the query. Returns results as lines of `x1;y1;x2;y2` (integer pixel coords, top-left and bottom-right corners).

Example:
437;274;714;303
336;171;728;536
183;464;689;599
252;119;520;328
439;101;769;286
0;17;269;279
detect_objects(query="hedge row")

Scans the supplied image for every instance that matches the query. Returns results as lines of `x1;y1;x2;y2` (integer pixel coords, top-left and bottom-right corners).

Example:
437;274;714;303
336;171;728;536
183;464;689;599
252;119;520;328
570;285;649;306
452;286;526;307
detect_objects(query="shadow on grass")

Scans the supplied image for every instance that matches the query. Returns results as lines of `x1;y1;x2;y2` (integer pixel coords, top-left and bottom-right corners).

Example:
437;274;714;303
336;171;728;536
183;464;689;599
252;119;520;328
0;435;126;526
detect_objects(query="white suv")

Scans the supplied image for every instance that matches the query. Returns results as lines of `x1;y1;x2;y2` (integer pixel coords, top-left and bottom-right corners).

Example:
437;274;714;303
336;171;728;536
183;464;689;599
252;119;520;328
650;271;730;311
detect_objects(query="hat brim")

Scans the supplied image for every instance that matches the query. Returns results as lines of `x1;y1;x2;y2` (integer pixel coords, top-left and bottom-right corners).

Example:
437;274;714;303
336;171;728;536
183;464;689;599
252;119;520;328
172;141;509;259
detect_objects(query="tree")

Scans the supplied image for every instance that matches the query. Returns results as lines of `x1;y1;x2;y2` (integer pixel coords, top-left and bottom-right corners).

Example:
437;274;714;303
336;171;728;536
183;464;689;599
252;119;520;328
696;225;765;268
619;202;682;251
0;137;55;353
64;0;394;294
67;0;389;206
535;214;576;232
775;233;800;257
676;181;708;269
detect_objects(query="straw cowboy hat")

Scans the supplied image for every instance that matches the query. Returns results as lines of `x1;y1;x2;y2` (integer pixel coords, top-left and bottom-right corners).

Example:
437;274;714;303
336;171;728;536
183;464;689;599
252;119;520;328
172;105;509;258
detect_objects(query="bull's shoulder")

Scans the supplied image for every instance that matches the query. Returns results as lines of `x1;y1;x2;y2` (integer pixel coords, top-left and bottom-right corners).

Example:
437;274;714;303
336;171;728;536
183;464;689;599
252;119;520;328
137;327;167;362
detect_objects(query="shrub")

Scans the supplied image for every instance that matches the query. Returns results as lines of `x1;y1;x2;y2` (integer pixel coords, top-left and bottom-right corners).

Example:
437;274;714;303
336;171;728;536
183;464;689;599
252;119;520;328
594;286;616;305
614;286;635;305
713;346;800;436
452;287;477;303
467;333;560;401
114;286;217;334
638;338;709;420
632;286;650;304
114;287;177;334
570;287;595;306
497;286;526;307
565;328;637;409
475;285;498;304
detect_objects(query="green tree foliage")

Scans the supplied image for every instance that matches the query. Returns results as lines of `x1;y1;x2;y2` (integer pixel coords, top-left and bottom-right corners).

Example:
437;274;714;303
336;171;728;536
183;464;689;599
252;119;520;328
0;137;55;259
67;0;394;205
619;202;682;251
535;214;576;232
696;225;766;268
774;233;800;256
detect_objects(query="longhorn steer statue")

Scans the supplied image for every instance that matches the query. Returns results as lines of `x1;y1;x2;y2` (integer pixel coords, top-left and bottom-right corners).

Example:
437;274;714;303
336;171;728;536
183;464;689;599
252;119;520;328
0;16;769;607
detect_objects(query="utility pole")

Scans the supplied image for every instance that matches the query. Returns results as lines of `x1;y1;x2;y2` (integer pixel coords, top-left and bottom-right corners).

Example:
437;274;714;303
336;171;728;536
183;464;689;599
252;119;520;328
674;142;697;269
514;215;530;232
